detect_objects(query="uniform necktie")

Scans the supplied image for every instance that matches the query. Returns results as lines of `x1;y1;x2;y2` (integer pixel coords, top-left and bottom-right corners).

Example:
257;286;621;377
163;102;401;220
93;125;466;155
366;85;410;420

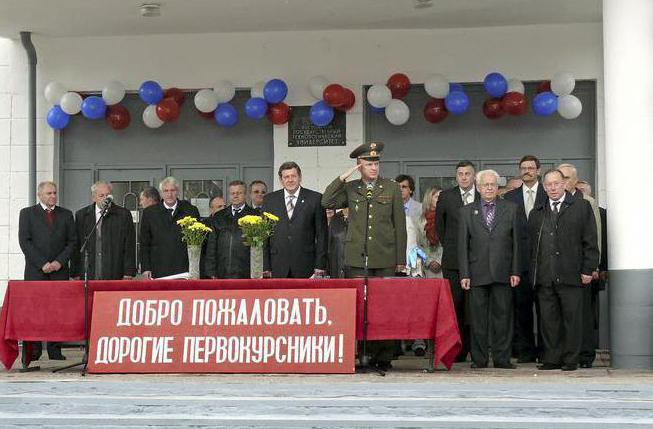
525;189;535;219
287;195;296;218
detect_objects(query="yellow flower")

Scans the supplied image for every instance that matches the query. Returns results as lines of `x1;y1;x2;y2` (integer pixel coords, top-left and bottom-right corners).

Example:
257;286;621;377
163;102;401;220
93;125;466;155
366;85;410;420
263;212;279;222
238;215;262;226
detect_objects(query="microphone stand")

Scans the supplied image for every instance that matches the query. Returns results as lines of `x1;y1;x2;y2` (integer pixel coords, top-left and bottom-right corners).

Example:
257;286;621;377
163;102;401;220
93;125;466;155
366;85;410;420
53;200;111;375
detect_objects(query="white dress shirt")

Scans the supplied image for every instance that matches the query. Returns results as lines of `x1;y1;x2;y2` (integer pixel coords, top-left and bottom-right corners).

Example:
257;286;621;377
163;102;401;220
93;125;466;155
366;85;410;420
459;186;476;205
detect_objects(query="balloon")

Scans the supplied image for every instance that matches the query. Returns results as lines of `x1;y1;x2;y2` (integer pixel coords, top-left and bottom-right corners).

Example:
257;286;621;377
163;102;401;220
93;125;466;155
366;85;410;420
214;103;238;127
194;89;218;113
308;76;329;99
198;110;214;120
323;84;346;108
369;105;385;113
536;80;551;94
102;81;126;106
557;94;583;119
81;96;107;120
551;71;575;96
532;91;558;117
44;82;67;105
366;84;392;108
214;80;236;103
267;102;290;125
423;99;448;123
155;98;180;122
444;91;470;115
143;104;164;128
449;83;464;93
507;79;525;94
337;88;355;112
502;92;528;116
251;81;265;98
263;78;288;104
424;74;450;99
46;106;70;130
138;80;164;105
105;105;131;130
385;99;410;125
310;100;335;127
164;88;186;106
60;92;83;115
386;73;411;99
483;98;505;120
484;72;508;98
245;97;268;120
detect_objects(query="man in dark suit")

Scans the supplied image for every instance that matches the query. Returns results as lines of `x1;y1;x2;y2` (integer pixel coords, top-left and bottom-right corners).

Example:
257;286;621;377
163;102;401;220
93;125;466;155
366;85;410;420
199;195;225;279
459;170;521;369
249;180;267;212
140;176;200;279
504;155;547;363
71;181;136;280
205;181;258;279
263;162;327;278
18;181;76;360
435;160;479;362
528;169;599;371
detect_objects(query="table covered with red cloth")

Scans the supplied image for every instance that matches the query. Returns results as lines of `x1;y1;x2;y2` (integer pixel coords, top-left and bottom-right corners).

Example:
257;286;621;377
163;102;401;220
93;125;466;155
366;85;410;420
0;278;460;371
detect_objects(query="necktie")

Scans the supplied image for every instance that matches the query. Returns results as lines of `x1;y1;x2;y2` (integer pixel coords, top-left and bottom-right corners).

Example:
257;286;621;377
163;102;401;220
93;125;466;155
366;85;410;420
233;207;242;217
552;201;560;213
167;208;174;218
551;201;560;223
525;189;535;219
45;209;55;228
287;195;296;218
484;202;495;228
463;192;471;205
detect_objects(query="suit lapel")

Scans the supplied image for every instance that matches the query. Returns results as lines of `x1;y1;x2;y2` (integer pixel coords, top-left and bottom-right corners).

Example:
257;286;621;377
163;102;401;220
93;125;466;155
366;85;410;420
290;188;306;221
277;191;291;222
472;201;490;232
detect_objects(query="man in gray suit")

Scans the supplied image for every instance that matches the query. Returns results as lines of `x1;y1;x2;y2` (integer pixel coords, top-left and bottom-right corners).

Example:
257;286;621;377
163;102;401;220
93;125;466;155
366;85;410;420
458;170;521;369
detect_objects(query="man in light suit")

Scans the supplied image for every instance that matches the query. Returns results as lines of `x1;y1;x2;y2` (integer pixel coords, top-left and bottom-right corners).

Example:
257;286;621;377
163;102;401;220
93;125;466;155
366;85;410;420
18;181;76;361
459;170;521;369
263;162;327;278
504;155;547;363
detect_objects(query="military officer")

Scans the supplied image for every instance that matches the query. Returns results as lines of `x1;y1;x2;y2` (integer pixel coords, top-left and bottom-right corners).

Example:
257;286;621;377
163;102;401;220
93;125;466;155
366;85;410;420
322;142;406;371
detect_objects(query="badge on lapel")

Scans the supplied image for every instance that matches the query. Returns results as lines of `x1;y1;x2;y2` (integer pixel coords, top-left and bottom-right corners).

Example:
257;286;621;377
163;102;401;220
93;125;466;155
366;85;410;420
474;209;479;215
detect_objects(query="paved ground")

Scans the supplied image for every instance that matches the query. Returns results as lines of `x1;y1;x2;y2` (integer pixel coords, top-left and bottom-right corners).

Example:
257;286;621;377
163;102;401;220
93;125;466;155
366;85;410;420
1;349;652;428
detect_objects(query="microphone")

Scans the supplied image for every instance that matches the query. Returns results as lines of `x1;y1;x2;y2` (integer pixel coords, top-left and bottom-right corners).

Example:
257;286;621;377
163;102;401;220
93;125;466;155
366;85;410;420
102;195;114;209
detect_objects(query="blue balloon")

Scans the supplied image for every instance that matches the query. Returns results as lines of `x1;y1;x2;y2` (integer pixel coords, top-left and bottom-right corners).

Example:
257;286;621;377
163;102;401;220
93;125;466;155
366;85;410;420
449;83;464;93
263;79;288;104
47;105;70;130
81;96;107;120
444;91;470;115
310;100;334;127
484;72;508;98
244;97;268;120
214;103;238;127
139;80;164;105
532;92;559;117
369;105;385;113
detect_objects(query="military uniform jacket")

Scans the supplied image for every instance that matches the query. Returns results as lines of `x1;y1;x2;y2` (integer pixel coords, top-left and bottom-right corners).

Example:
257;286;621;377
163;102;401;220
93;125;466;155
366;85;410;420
322;176;406;269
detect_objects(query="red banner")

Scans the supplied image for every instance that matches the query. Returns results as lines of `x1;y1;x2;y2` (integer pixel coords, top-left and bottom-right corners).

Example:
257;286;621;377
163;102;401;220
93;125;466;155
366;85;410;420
87;289;356;374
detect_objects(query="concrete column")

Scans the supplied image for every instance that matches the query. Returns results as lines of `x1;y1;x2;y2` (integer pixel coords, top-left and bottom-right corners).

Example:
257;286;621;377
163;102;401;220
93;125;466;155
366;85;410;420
603;0;653;368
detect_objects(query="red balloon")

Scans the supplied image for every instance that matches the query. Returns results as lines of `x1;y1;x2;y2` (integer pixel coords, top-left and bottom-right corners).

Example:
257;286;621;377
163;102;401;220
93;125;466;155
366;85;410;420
267;102;290;125
536;80;551;94
198;110;214;119
483;98;505;120
423;98;448;123
164;88;185;106
105;104;130;130
387;73;411;99
156;98;180;122
336;89;356;112
502;91;528;116
323;84;347;108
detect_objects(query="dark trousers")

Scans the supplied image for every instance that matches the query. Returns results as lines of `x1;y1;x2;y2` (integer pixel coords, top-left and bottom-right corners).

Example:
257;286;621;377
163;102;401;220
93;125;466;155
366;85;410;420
348;266;396;363
25;341;62;360
443;269;469;360
537;282;583;366
513;275;537;360
470;282;514;366
580;283;599;365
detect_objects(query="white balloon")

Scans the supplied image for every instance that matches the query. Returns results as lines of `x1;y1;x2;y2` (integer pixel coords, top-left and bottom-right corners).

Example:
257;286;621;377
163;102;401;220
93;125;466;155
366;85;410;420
385;99;410;126
194;89;218;113
507;78;525;94
424;74;449;99
551;71;575;96
44;81;67;105
367;84;392;108
557;94;583;119
251;81;265;98
59;92;83;115
213;80;236;103
143;104;164;128
308;76;329;99
102;80;126;106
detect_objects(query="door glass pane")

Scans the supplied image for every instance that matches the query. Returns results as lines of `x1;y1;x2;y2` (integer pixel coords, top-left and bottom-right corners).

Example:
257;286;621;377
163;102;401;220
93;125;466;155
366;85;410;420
418;177;457;201
183;180;224;218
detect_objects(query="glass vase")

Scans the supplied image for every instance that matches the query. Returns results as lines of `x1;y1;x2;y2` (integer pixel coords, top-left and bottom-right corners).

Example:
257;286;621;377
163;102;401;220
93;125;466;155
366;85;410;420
187;244;201;280
250;244;264;279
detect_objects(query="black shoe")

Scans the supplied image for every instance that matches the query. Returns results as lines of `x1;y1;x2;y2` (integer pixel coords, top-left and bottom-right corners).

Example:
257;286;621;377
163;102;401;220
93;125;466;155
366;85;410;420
455;354;468;363
375;361;392;371
470;362;488;369
562;364;578;371
413;347;426;357
537;363;562;370
517;355;537;363
48;353;66;361
494;362;517;369
580;362;593;369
